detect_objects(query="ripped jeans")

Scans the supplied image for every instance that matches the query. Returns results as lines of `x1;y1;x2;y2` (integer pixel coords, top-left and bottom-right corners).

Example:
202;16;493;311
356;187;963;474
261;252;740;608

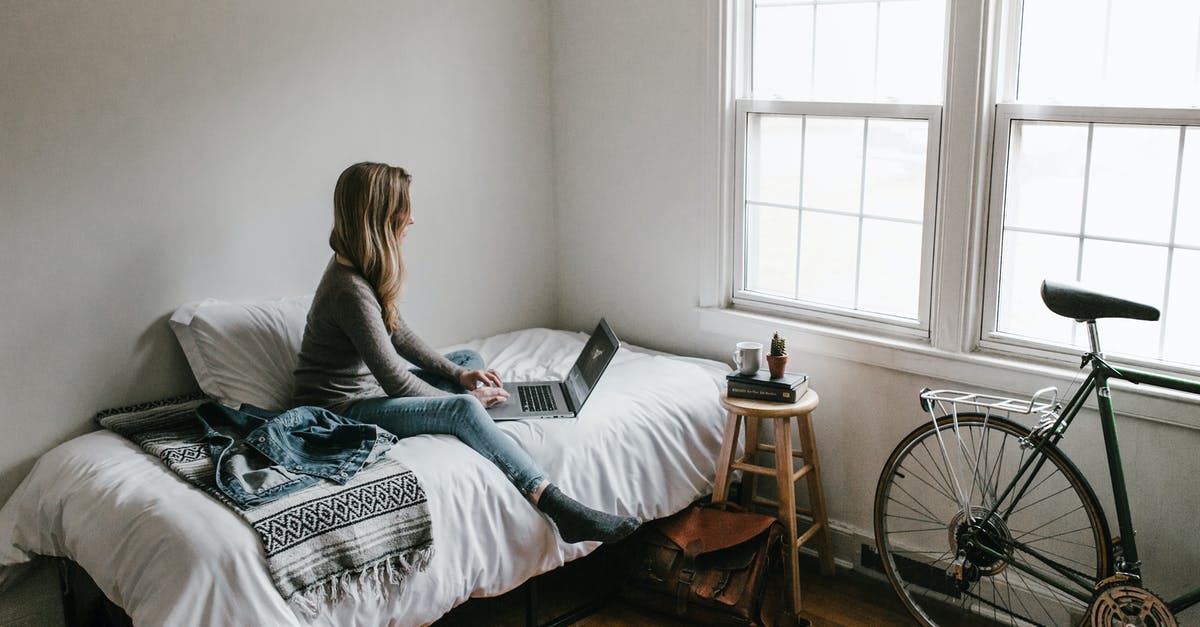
342;350;546;497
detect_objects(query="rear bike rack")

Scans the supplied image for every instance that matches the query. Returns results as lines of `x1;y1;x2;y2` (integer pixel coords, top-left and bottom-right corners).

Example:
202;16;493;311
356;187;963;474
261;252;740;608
919;387;1059;417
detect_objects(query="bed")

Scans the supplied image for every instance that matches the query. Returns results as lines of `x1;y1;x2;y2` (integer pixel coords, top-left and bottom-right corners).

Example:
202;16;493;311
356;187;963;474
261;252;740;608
0;319;731;626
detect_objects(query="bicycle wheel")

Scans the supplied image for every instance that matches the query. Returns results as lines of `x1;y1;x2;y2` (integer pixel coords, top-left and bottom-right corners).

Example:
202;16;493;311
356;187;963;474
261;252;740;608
874;412;1112;626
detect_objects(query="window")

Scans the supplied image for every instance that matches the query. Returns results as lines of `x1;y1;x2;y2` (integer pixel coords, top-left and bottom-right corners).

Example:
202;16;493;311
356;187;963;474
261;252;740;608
733;0;948;334
724;0;1200;375
982;0;1200;370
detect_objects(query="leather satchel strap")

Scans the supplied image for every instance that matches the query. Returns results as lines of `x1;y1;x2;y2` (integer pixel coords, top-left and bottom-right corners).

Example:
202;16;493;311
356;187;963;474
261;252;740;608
657;504;777;558
675;539;702;615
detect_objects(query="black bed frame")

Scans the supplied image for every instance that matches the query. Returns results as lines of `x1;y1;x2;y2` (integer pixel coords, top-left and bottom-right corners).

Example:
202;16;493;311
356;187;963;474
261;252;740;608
58;542;625;627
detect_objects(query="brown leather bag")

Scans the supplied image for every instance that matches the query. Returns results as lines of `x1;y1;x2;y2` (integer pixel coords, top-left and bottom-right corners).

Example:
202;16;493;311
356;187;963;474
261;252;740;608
622;502;804;627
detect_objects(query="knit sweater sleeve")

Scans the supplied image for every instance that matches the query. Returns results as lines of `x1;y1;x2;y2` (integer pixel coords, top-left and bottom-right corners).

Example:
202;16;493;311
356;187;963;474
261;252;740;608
334;286;449;398
390;316;470;383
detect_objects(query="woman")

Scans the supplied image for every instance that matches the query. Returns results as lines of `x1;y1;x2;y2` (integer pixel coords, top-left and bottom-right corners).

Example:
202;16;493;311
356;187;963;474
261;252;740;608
291;162;638;544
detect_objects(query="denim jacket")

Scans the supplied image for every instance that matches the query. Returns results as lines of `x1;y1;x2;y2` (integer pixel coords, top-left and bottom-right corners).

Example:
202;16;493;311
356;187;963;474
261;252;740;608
194;402;397;509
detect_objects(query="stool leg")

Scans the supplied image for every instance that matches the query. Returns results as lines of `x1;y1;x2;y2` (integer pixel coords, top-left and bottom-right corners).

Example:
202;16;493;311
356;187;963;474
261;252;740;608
740;416;760;508
798;411;836;576
773;418;802;615
712;411;742;503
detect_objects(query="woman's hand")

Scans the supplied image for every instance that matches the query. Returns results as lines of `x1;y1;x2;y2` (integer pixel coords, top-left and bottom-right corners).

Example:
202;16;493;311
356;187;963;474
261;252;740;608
469;386;509;408
461;369;507;408
460;369;503;390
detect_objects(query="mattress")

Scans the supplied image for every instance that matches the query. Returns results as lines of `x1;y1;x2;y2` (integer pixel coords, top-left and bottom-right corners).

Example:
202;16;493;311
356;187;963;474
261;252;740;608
0;328;730;626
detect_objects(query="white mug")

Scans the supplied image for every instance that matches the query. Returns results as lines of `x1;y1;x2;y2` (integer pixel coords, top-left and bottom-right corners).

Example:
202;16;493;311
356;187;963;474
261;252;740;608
732;341;762;376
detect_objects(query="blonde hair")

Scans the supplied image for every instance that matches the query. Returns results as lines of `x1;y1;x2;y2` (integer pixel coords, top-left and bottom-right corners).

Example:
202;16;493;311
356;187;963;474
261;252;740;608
330;162;412;333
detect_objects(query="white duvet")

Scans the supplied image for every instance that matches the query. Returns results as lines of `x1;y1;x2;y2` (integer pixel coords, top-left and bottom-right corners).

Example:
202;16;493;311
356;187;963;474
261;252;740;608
0;328;730;626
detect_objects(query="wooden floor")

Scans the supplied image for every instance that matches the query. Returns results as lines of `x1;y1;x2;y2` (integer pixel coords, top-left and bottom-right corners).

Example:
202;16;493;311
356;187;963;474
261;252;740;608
435;548;917;627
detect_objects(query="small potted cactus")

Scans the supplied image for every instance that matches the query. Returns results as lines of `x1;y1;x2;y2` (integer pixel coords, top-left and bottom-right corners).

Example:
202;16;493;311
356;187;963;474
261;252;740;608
767;331;788;379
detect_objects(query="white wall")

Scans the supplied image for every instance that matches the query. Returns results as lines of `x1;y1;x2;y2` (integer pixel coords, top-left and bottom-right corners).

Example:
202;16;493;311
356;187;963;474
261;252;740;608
0;0;556;503
550;0;1200;615
2;0;556;620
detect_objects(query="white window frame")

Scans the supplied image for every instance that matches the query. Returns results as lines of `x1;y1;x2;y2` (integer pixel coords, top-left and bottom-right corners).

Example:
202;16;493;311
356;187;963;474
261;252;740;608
732;99;942;337
728;0;949;338
984;79;1200;372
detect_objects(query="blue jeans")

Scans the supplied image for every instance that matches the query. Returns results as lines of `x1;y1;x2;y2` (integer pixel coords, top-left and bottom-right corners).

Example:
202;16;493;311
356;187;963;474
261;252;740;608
344;350;546;496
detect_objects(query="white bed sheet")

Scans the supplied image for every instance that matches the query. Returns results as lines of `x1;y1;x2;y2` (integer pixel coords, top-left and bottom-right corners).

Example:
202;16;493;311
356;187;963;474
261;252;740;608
0;328;730;626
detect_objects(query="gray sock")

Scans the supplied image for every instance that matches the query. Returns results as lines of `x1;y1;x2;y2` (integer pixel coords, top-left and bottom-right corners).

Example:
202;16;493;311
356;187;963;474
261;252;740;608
536;485;640;543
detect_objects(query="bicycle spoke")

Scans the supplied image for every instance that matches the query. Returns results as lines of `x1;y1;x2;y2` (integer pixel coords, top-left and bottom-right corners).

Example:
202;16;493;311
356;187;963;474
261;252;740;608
1007;484;1076;519
918;438;961;505
1011;505;1085;543
1001;570;1015;625
1021;569;1058;627
963;415;997;510
978;424;1003;509
1014;525;1097;549
998;455;1057;515
1011;538;1097;580
887;499;944;528
1002;566;1040;626
1009;550;1089;610
889;526;948;534
895;463;958;508
961;582;1037;626
884;511;946;526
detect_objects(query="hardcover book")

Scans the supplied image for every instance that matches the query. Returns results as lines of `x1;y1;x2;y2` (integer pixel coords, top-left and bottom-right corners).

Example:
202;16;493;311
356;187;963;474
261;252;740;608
725;369;807;390
726;369;808;403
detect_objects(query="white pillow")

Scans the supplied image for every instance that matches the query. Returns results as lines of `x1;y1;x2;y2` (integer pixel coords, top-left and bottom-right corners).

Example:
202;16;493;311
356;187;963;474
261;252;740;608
169;295;314;411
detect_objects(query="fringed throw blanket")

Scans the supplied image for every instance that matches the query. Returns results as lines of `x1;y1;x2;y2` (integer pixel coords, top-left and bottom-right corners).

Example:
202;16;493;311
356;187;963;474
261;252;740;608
96;396;433;615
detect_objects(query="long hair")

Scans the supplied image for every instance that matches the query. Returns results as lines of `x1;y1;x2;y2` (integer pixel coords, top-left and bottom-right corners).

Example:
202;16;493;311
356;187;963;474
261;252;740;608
329;162;412;333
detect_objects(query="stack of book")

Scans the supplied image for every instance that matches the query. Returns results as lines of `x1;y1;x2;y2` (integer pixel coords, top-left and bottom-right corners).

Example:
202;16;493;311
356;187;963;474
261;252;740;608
726;369;809;403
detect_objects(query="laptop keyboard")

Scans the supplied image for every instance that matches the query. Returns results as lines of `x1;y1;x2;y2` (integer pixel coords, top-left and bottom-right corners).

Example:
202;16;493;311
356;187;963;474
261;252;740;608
519;384;559;412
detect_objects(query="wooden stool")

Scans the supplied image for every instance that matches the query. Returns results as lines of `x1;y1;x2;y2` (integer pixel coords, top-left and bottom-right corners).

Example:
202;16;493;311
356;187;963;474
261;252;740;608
712;389;835;615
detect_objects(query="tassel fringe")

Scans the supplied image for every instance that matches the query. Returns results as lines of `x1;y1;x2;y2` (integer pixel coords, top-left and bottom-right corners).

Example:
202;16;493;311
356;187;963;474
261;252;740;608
287;544;435;618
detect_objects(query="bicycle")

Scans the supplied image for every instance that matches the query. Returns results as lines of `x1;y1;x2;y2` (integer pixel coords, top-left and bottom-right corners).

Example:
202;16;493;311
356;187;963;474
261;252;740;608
873;280;1195;626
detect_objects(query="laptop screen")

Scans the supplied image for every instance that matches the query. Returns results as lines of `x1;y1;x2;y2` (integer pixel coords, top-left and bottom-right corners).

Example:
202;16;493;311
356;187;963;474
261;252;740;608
564;319;619;410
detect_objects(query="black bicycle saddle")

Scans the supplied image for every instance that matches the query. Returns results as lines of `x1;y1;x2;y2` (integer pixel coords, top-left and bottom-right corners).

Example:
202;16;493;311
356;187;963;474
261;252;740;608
1040;280;1160;322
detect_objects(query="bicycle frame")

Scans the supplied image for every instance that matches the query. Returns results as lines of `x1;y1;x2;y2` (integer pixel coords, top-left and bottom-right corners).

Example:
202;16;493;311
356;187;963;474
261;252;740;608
967;354;1200;613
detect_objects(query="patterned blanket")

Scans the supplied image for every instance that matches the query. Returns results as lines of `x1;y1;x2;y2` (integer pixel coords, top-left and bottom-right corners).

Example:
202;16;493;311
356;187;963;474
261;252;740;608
96;396;433;615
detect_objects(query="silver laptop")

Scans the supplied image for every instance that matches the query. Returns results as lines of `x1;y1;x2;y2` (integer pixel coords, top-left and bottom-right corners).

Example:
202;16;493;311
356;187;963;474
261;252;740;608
487;319;620;420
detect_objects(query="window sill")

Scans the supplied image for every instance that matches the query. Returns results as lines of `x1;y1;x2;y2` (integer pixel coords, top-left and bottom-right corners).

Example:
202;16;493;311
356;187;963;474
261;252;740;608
697;306;1200;431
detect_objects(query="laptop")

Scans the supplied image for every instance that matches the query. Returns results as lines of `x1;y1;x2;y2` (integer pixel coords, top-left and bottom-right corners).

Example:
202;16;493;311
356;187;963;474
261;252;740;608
487;319;620;420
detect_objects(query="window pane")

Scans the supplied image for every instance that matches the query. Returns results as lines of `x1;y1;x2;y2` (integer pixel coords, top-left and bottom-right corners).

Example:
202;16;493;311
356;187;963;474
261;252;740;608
745;204;799;297
753;0;946;104
812;2;876;102
863;119;928;221
1174;127;1200;248
1018;0;1200;106
1016;1;1108;104
752;5;813;99
876;0;945;103
1163;249;1200;366
996;231;1080;345
803;117;864;212
796;211;857;308
1004;121;1088;233
859;219;921;318
1079;240;1166;358
1104;0;1200;107
1085;124;1178;244
746;114;804;205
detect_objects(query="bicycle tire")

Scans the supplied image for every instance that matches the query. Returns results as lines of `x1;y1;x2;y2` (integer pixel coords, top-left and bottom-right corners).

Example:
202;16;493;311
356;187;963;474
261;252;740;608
874;412;1113;626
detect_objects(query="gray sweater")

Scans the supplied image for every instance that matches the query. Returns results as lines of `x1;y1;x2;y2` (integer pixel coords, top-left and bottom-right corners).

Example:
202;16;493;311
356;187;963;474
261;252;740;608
291;259;468;412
